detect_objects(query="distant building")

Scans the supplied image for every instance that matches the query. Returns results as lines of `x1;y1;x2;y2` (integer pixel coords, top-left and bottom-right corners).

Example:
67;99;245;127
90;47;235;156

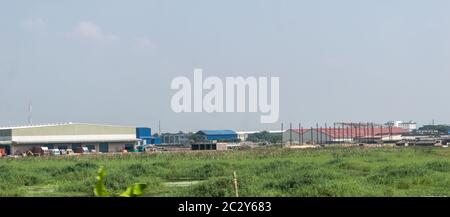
191;142;228;151
136;127;161;145
385;121;417;132
282;127;408;144
0;123;140;155
195;130;238;141
160;132;191;145
236;131;259;141
136;127;151;145
236;130;282;141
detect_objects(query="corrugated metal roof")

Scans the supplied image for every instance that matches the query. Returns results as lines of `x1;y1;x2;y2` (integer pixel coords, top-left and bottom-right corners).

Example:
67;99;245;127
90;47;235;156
236;131;260;134
292;129;310;134
235;130;282;134
0;122;134;130
0;123;74;130
198;130;237;135
10;135;138;144
291;127;408;138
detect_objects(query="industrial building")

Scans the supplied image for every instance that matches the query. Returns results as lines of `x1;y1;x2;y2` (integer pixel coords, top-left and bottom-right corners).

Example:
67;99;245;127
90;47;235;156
160;132;191;145
0;123;154;155
136;127;160;145
158;130;239;145
236;130;283;141
282;127;408;144
236;131;260;141
195;130;238;141
385;121;417;132
191;143;228;151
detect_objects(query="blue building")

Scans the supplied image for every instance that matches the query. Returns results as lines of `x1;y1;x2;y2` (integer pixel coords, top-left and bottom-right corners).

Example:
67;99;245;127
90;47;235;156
160;132;190;145
136;127;161;145
196;130;238;141
136;127;152;145
151;137;161;145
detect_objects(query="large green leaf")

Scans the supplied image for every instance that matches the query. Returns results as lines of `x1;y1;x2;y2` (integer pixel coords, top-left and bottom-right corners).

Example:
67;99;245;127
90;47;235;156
120;183;147;197
93;166;109;197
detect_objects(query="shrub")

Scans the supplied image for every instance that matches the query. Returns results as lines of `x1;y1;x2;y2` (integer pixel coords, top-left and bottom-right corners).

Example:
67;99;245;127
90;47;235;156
185;177;235;197
426;161;450;172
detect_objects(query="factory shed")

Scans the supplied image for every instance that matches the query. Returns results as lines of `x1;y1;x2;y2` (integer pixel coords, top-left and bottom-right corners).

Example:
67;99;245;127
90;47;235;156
283;127;408;144
160;132;191;145
136;127;152;145
236;131;260;141
196;130;238;141
191;143;228;151
282;129;315;144
0;123;138;155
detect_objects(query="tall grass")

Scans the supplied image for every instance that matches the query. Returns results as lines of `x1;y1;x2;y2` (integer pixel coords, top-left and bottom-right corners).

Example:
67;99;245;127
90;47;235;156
0;147;449;197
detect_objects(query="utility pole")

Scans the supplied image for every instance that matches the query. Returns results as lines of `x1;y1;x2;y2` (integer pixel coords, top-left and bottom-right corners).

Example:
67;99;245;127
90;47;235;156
371;123;374;143
299;123;303;145
329;126;332;144
289;122;292;146
346;125;349;144
350;123;353;143
158;120;161;135
319;124;323;145
316;123;319;145
380;125;383;144
363;124;367;143
27;100;33;125
357;123;360;142
333;123;336;144
389;125;392;141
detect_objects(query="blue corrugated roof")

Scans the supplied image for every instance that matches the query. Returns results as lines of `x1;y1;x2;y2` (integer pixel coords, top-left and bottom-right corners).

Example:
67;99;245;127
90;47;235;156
198;130;237;135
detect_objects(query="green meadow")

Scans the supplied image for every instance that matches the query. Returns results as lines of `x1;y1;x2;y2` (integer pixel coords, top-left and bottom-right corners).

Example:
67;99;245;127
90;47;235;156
0;147;449;197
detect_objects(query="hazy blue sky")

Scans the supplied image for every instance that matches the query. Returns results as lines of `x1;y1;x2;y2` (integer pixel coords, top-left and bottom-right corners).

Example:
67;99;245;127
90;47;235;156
1;0;450;132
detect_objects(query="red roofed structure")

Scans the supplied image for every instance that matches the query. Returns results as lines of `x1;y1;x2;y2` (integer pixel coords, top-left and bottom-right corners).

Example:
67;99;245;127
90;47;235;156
283;126;408;144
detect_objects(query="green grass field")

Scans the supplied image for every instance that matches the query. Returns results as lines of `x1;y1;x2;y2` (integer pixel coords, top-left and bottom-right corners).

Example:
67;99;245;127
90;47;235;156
1;146;449;197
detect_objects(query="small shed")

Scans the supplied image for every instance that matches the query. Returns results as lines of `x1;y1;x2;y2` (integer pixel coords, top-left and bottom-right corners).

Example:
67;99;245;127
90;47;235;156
191;143;227;151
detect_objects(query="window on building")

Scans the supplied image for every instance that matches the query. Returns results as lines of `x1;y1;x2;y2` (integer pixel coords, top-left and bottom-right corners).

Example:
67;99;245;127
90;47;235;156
99;143;109;153
71;143;81;150
85;144;96;151
125;144;134;152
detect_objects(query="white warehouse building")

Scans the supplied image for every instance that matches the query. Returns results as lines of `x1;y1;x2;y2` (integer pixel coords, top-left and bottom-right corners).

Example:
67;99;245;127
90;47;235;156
0;123;139;155
386;121;417;132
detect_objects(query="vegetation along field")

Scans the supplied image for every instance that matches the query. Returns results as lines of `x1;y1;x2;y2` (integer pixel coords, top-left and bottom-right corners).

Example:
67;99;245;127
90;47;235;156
0;147;449;197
